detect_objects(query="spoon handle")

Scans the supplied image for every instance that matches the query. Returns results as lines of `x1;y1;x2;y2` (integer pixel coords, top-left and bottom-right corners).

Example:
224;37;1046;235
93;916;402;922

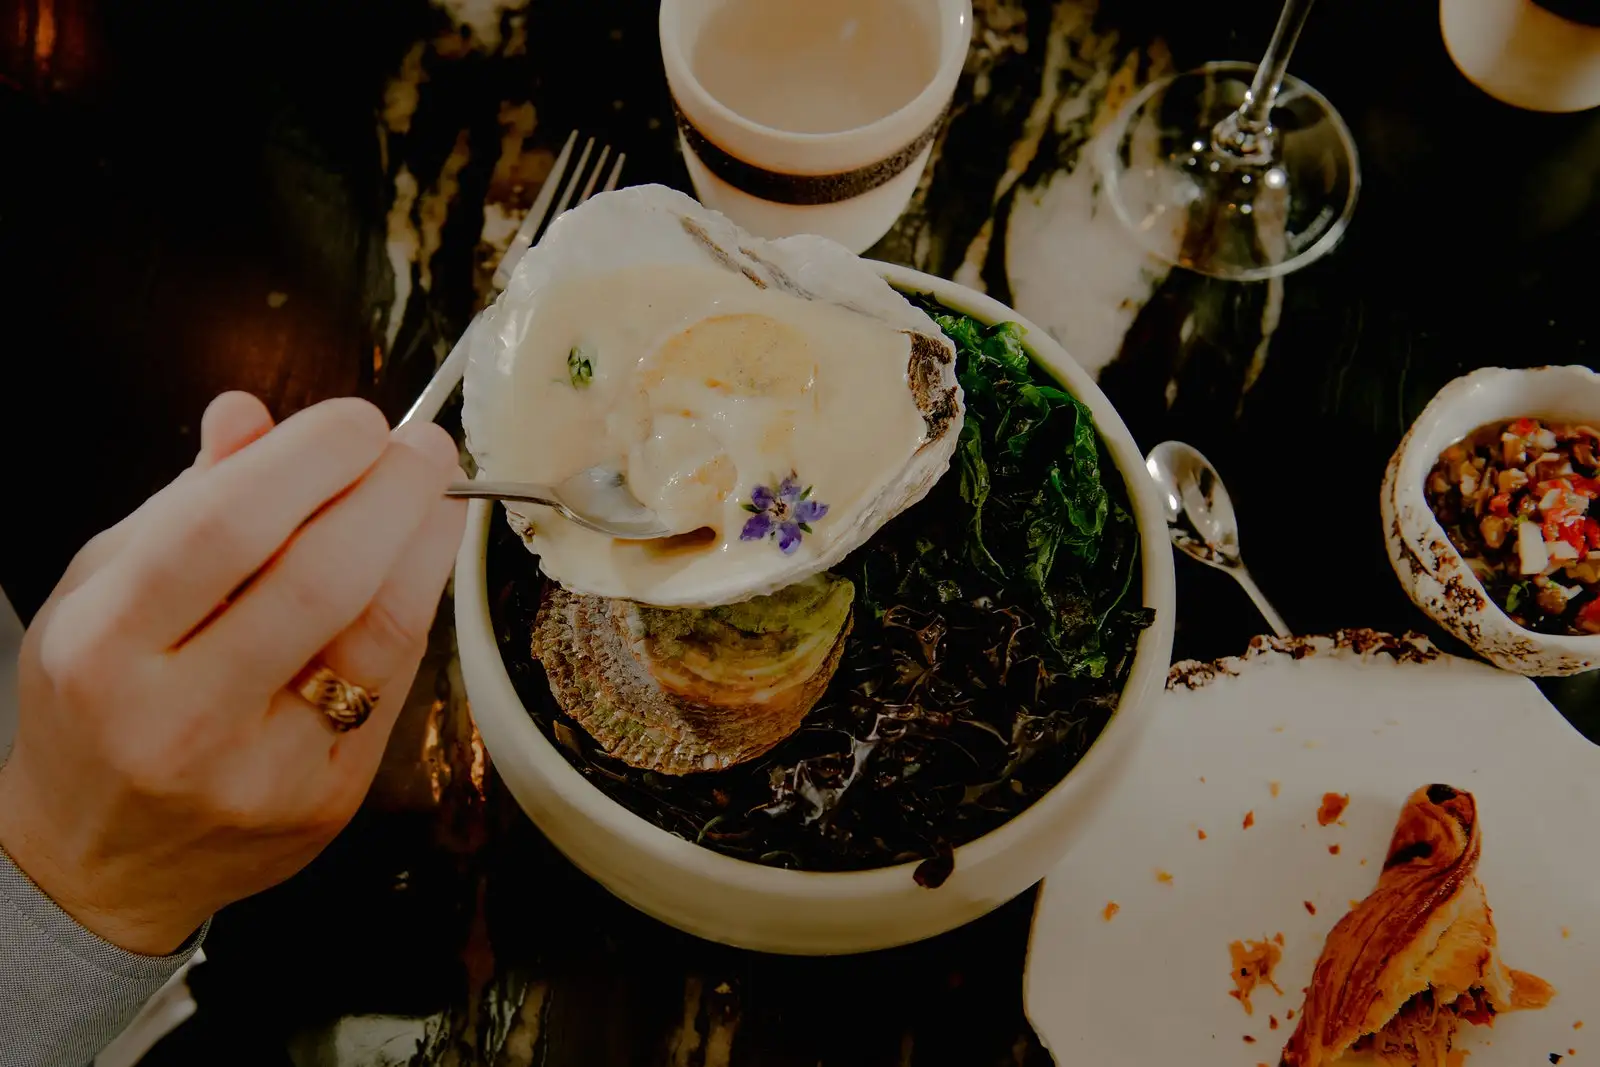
445;481;560;508
1232;567;1292;638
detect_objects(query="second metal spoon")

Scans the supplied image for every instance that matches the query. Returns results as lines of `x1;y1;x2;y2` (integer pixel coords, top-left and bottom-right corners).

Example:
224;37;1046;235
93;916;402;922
1144;440;1290;638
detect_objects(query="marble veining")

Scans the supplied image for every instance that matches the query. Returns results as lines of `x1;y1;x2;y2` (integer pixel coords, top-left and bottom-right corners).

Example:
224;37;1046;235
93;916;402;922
999;13;1176;377
384;167;420;355
431;0;530;53
106;1;1585;1065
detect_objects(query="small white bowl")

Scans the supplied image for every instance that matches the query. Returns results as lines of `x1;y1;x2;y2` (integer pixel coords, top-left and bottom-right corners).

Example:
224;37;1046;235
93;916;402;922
1381;364;1600;677
454;265;1176;954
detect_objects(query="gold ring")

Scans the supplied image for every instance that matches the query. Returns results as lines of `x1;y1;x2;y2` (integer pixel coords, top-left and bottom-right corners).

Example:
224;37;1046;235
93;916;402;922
295;665;377;732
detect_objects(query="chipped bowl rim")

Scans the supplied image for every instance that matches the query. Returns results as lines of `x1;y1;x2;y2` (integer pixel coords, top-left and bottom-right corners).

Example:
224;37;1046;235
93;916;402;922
1383;364;1600;673
455;264;1176;951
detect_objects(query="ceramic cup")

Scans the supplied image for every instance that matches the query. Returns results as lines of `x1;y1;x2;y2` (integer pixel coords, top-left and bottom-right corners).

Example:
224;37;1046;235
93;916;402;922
658;0;972;254
1441;0;1600;113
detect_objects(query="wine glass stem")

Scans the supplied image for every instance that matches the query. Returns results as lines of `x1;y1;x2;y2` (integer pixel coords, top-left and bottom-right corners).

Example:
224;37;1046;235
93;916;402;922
1214;0;1318;159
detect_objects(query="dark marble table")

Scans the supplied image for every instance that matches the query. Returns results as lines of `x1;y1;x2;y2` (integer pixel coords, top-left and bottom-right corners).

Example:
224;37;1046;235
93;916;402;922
3;0;1597;1064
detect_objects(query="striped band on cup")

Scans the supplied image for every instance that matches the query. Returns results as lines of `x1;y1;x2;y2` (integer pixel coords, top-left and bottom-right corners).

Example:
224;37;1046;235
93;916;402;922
1529;0;1600;26
671;98;950;207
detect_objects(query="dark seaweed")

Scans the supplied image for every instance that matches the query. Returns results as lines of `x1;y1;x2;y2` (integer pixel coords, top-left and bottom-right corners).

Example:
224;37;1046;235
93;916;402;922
487;298;1155;878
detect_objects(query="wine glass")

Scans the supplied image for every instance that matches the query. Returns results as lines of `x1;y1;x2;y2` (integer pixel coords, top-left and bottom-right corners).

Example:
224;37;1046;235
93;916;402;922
1097;0;1359;281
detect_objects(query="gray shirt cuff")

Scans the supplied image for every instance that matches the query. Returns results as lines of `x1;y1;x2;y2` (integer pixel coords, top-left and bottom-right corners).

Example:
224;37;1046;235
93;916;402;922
0;844;208;1067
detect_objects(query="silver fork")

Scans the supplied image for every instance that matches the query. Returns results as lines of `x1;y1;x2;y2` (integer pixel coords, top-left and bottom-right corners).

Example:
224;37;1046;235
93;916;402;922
399;132;625;428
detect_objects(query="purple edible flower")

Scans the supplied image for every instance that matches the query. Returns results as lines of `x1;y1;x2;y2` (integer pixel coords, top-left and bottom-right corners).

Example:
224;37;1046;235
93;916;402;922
739;471;830;555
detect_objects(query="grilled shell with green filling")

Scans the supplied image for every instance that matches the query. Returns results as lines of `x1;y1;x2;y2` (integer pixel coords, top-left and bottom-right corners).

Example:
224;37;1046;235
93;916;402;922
532;573;855;775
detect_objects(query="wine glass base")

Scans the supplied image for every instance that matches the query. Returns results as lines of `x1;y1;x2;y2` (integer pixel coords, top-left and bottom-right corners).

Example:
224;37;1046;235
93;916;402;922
1097;61;1361;282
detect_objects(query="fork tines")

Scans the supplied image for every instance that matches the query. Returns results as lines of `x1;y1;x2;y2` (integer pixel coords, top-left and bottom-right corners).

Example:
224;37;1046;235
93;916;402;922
493;131;627;290
401;131;624;429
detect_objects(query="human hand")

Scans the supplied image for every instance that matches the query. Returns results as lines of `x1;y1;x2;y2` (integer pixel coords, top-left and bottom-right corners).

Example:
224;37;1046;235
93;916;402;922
0;393;466;955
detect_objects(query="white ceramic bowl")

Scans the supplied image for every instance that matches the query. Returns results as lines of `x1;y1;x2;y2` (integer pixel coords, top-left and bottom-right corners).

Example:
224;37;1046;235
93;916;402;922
1381;364;1600;676
454;265;1177;954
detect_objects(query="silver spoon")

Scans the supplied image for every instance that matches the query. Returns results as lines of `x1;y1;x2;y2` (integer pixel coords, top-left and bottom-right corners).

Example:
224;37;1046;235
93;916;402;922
446;466;674;541
1144;440;1291;638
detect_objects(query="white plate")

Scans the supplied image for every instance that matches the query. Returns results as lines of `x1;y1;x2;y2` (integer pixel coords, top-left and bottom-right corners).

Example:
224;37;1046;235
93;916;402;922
1025;631;1600;1067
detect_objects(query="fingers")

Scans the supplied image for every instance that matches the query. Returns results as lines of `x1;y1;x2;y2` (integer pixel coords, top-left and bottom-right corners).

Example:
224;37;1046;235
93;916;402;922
249;636;432;827
73;397;392;650
247;467;464;784
180;421;460;696
51;393;278;602
316;494;465;728
200;391;274;461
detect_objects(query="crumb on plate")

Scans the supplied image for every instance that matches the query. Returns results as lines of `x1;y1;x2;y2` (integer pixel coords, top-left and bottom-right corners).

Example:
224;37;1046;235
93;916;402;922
1270;781;1281;798
1270;1015;1280;1031
1244;810;1256;830
1329;844;1341;855
1199;828;1208;840
1102;901;1119;922
1318;792;1349;826
1156;869;1174;885
1305;901;1317;915
1228;936;1285;1016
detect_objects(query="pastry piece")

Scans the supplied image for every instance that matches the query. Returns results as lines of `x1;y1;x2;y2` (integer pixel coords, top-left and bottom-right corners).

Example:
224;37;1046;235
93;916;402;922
533;573;854;774
1280;784;1555;1067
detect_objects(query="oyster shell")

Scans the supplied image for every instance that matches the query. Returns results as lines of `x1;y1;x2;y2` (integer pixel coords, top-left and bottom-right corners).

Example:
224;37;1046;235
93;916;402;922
462;183;962;608
532;573;855;775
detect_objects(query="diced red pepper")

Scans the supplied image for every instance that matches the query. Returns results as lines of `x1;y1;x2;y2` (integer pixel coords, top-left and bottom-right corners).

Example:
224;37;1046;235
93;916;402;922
1488;493;1511;517
1574;475;1600;499
1510;417;1538;436
1557;522;1587;554
1545;516;1584;549
1579;599;1600;633
1586;518;1600;551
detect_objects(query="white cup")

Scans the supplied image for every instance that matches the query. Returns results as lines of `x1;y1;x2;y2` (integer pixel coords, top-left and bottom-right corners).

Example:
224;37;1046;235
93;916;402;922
659;0;972;254
1441;0;1600;113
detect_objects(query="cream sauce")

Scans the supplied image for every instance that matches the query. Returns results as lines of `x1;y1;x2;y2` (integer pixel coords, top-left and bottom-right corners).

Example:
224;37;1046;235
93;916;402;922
691;0;941;135
478;263;928;603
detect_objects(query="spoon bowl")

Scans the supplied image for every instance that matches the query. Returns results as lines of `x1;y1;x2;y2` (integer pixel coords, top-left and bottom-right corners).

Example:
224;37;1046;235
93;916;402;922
1145;440;1289;637
446;466;674;541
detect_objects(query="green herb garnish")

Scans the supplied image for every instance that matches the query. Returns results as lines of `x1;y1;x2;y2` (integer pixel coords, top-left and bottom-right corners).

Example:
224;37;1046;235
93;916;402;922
1506;579;1533;615
914;295;1128;670
567;345;594;388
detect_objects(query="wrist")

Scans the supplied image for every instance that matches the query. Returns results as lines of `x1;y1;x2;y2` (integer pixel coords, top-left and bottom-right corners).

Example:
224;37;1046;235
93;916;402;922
0;760;206;956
